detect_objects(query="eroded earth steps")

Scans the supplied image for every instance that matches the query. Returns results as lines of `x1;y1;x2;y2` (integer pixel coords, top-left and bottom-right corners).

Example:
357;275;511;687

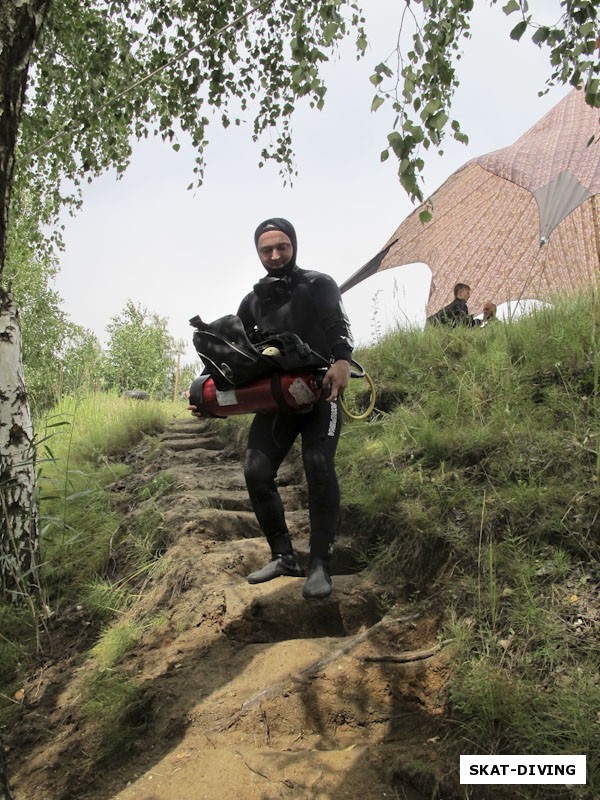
8;416;455;800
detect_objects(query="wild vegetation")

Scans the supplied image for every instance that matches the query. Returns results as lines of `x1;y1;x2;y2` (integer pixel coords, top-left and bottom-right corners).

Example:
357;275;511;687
337;295;600;786
1;295;597;798
2;0;598;700
2;263;194;414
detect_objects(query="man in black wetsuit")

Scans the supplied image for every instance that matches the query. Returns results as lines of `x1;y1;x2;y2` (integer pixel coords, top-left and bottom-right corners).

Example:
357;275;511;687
238;217;354;599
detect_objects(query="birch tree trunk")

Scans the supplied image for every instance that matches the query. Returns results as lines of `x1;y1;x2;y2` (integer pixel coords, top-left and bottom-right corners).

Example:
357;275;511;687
0;1;53;603
0;289;40;601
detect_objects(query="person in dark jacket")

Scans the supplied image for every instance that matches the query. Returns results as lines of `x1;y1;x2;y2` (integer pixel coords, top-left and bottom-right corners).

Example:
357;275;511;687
427;282;481;327
237;217;353;599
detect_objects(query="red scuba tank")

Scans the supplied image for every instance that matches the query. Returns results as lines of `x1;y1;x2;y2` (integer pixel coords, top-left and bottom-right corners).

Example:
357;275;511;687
188;372;322;417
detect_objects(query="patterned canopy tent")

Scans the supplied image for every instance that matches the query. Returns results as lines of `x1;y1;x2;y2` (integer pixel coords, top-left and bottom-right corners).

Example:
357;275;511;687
340;89;600;317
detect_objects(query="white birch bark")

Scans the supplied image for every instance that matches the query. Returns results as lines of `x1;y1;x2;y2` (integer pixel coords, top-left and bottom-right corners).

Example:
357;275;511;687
0;287;40;602
0;1;53;604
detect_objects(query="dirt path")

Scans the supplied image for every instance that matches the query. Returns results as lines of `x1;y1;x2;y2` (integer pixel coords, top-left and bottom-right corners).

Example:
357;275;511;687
7;416;456;800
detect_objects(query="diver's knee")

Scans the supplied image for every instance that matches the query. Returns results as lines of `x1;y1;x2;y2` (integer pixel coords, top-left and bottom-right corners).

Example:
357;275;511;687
244;449;276;488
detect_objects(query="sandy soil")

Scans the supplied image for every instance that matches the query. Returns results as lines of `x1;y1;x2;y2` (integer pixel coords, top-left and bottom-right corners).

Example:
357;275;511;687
6;416;463;800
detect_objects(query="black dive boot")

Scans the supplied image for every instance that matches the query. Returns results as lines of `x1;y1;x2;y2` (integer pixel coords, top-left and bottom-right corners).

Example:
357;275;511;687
247;533;302;584
302;557;332;599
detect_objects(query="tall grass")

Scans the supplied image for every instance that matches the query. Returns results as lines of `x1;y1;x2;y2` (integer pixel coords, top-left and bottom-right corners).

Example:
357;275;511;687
0;393;180;700
337;294;600;797
37;393;176;603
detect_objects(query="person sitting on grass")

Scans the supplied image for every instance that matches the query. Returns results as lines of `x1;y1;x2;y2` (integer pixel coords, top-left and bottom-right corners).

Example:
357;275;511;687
426;282;480;327
480;301;498;325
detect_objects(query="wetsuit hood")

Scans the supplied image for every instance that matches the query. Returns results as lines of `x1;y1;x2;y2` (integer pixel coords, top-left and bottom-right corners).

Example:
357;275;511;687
254;217;297;274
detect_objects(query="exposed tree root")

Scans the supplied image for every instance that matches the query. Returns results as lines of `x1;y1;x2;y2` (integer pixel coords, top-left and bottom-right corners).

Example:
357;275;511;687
362;639;454;664
208;611;422;732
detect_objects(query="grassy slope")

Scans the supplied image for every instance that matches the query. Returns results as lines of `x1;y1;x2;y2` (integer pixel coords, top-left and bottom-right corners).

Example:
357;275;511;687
1;297;599;797
336;295;599;792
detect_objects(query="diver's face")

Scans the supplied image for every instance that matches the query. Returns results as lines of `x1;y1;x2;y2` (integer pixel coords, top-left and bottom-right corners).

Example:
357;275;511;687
257;231;293;270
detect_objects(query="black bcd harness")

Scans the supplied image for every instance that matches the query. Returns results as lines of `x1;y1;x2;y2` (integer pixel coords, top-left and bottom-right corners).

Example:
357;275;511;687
189;314;330;390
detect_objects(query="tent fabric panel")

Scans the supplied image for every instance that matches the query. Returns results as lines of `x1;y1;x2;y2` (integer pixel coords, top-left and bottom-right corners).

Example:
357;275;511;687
374;164;538;316
537;195;600;297
473;89;600;196
534;171;592;243
342;89;600;321
367;177;599;318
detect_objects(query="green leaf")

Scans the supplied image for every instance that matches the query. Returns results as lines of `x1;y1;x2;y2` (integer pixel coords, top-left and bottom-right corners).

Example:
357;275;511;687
502;0;520;14
532;26;549;45
419;209;433;225
510;20;528;41
371;95;385;112
422;99;441;117
428;111;448;131
374;62;393;78
387;131;407;158
580;21;595;37
323;23;339;44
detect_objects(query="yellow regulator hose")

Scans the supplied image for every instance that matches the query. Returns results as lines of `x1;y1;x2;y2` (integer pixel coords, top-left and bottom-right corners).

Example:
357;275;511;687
339;361;377;421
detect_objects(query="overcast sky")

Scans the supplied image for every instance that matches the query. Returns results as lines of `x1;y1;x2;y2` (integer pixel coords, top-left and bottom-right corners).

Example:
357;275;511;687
55;0;569;363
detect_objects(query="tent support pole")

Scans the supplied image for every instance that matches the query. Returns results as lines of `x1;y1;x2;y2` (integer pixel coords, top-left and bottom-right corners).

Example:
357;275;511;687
592;195;600;271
